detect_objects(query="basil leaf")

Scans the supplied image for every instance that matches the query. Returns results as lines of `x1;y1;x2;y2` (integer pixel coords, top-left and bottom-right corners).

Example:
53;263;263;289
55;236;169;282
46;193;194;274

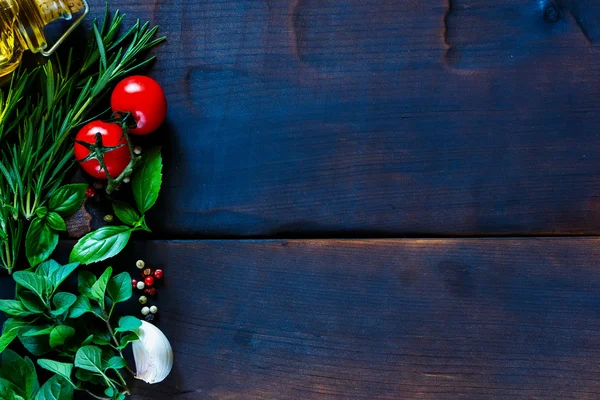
67;295;92;318
13;272;46;302
0;349;39;400
17;288;46;314
112;200;141;226
70;226;132;265
103;356;126;373
81;334;94;346
115;316;141;333
74;346;103;373
35;207;48;219
37;260;79;291
34;375;73;400
74;369;103;385
22;326;53;337
107;272;132;304
0;319;27;353
48;184;87;216
91;331;111;346
45;213;66;232
90;267;112;309
118;332;139;350
25;218;58;267
0;378;21;399
77;270;96;298
36;360;74;387
48;326;75;348
132;146;162;213
50;293;77;317
0;300;34;317
18;327;51;356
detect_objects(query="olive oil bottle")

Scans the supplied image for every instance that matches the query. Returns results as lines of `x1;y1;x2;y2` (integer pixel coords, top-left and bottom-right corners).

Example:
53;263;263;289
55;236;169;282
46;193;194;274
0;0;88;76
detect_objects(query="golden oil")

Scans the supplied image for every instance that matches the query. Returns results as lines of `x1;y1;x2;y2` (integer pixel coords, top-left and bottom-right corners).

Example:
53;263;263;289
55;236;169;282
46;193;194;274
0;0;87;77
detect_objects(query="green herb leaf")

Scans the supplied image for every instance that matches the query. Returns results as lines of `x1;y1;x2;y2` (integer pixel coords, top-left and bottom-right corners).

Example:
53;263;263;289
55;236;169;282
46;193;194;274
25;218;58;267
104;386;115;398
35;207;48;219
36;360;74;387
74;346;103;373
34;375;73;400
45;212;66;232
132;147;162;213
0;300;35;317
67;295;92;318
0;378;21;399
112;200;141;226
0;319;27;353
107;271;132;304
48;326;75;348
115;316;141;333
22;326;54;337
18;326;51;356
90;267;112;309
48;184;87;216
70;226;132;265
13;272;47;302
118;331;139;349
17;287;46;314
50;293;77;317
91;331;111;346
37;260;79;291
0;349;39;400
77;270;96;298
104;356;126;371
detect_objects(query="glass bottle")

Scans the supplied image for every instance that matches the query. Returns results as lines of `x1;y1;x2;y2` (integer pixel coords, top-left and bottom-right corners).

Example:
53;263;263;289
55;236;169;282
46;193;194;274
0;0;88;77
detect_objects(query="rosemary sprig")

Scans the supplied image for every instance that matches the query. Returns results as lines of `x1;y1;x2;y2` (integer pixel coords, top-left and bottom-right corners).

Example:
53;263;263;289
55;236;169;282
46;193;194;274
0;9;165;272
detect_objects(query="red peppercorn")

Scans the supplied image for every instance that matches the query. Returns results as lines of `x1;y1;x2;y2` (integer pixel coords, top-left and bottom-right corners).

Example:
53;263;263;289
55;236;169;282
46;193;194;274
131;279;138;289
85;187;96;198
144;276;155;287
153;269;163;279
144;287;157;296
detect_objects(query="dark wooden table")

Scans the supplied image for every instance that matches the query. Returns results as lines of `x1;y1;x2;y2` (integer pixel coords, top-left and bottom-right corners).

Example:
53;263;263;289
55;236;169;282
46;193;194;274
14;0;600;398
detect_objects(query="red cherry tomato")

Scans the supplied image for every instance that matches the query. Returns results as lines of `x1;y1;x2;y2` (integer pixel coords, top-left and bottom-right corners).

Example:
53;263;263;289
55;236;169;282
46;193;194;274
111;76;167;135
74;121;131;179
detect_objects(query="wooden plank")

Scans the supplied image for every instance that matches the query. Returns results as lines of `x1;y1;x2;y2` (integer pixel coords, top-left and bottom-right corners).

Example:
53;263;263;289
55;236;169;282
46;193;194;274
76;0;600;236
75;238;600;399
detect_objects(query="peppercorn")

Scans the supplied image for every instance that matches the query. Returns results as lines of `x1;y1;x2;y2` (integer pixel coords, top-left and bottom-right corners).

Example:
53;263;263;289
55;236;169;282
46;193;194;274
145;314;155;322
150;305;158;314
85;187;96;198
139;295;148;305
141;306;150;316
134;146;142;155
123;176;131;184
136;260;145;269
144;276;155;287
154;269;163;279
144;287;157;296
141;268;152;277
103;214;114;223
136;281;145;290
93;180;104;190
131;279;138;289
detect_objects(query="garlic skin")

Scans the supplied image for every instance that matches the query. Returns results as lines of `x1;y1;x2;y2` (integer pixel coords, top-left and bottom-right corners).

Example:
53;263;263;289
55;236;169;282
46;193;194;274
133;320;173;384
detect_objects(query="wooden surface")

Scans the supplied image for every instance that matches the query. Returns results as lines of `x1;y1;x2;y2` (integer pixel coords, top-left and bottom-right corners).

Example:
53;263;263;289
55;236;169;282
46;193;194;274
84;238;600;399
80;0;600;237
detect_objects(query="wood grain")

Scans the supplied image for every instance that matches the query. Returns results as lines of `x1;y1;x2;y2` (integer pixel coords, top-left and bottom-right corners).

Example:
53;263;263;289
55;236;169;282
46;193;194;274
75;238;600;399
77;0;600;237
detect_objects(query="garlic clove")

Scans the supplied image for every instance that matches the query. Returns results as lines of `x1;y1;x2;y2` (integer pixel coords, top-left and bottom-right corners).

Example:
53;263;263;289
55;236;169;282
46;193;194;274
133;320;173;384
